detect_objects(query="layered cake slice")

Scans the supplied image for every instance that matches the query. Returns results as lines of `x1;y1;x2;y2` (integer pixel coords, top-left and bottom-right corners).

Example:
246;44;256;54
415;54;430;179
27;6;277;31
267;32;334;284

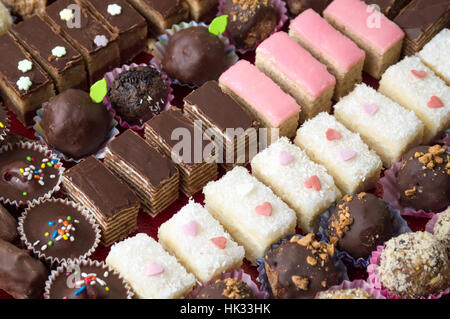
183;81;259;170
106;233;196;299
127;0;190;35
43;0;120;84
289;9;365;99
203;166;297;264
10;15;88;93
0;33;55;126
145;107;218;197
219;60;301;139
79;0;148;64
255;32;336;122
323;0;405;79
251;137;342;232
104;130;180;217
378;56;450;143
418;28;450;85
62;156;141;246
294;112;382;194
334;83;424;167
158;201;245;282
394;0;449;56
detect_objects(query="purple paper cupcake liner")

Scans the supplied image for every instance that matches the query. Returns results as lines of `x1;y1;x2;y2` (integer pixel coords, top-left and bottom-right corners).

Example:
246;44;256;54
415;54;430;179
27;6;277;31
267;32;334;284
187;269;269;299
103;63;174;131
0;103;10;143
33;106;119;163
317;202;411;268
425;212;442;234
150;20;239;89
315;279;386;299
367;245;450;299
256;233;349;298
217;0;288;54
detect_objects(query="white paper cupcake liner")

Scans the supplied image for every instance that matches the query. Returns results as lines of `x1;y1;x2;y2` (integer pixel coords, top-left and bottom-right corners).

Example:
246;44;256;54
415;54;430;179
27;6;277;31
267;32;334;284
44;259;134;299
33;106;119;163
367;245;450;299
103;63;174;131
187;269;269;299
256;233;349;298
317;202;411;268
18;198;101;267
315;279;386;299
217;0;288;54
0;103;10;143
150;20;239;88
0;141;64;207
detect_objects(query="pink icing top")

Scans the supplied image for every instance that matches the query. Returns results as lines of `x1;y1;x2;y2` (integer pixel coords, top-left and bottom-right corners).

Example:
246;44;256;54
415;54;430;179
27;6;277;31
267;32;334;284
323;0;404;54
290;9;365;72
219;60;301;127
256;32;336;99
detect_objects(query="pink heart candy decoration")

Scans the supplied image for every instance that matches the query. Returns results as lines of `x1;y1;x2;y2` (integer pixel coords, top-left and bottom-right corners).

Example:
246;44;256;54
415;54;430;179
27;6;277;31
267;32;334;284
279;151;294;165
427;96;444;108
410;69;427;79
326;128;342;141
255;202;272;216
304;175;322;191
146;262;164;277
340;149;356;161
181;220;198;236
362;103;379;116
210;237;227;249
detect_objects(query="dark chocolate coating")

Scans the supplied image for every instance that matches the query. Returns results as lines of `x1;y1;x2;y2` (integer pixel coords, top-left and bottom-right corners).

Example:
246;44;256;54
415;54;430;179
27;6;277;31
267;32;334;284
264;238;339;299
223;0;278;49
48;264;129;299
0;204;17;243
162;26;228;86
108;66;167;125
286;0;332;15
0;239;48;299
397;145;450;212
194;278;255;299
328;193;394;259
40;89;112;159
21;200;97;261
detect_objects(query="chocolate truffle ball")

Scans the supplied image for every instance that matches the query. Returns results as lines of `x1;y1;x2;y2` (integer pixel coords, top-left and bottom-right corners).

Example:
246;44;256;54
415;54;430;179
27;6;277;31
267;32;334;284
434;208;450;250
286;0;332;16
328;193;394;259
194;278;255;299
316;288;374;299
379;232;450;298
264;233;340;299
108;66;167;126
40;89;112;159
224;0;278;49
162;26;228;86
397;145;450;212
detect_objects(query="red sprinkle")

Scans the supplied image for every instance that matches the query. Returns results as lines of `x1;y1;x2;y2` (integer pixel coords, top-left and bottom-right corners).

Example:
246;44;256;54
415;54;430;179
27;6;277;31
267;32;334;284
304;175;322;191
326;128;342;141
427;96;444;108
210;237;227;249
410;69;427;79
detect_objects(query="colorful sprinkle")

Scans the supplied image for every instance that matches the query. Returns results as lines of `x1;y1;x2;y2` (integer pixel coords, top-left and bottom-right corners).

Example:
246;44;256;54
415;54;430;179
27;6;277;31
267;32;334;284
278;151;294;166
427;96;444;109
255;202;272;217
74;285;86;296
48;241;53;246
181;220;198;237
22;192;27;196
105;287;110;292
362;103;379;116
411;69;427;79
304;175;322;191
326;128;342;141
146;262;164;276
44;232;49;237
340;149;356;161
0;122;4;128
210;237;227;249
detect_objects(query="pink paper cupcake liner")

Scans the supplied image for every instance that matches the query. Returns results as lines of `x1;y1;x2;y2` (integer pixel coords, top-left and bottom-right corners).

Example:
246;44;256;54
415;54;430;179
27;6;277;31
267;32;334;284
188;269;269;299
425;212;442;234
217;0;288;54
315;279;386;299
0;103;10;143
33;106;119;163
367;245;450;299
103;63;174;131
150;20;239;89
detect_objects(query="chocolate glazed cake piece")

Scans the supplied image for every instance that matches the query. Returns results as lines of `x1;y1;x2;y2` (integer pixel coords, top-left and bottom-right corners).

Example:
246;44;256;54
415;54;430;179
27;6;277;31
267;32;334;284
0;239;48;299
144;107;218;197
0;33;55;127
104;129;180;216
43;0;120;84
62;156;140;246
10;15;88;92
127;0;190;35
183;80;259;169
79;0;148;64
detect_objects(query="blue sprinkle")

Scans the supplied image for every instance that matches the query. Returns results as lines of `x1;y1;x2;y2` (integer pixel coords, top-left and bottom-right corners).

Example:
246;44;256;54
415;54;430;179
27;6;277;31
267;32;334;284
52;159;58;164
74;285;86;296
52;230;58;239
34;170;39;174
48;221;55;226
